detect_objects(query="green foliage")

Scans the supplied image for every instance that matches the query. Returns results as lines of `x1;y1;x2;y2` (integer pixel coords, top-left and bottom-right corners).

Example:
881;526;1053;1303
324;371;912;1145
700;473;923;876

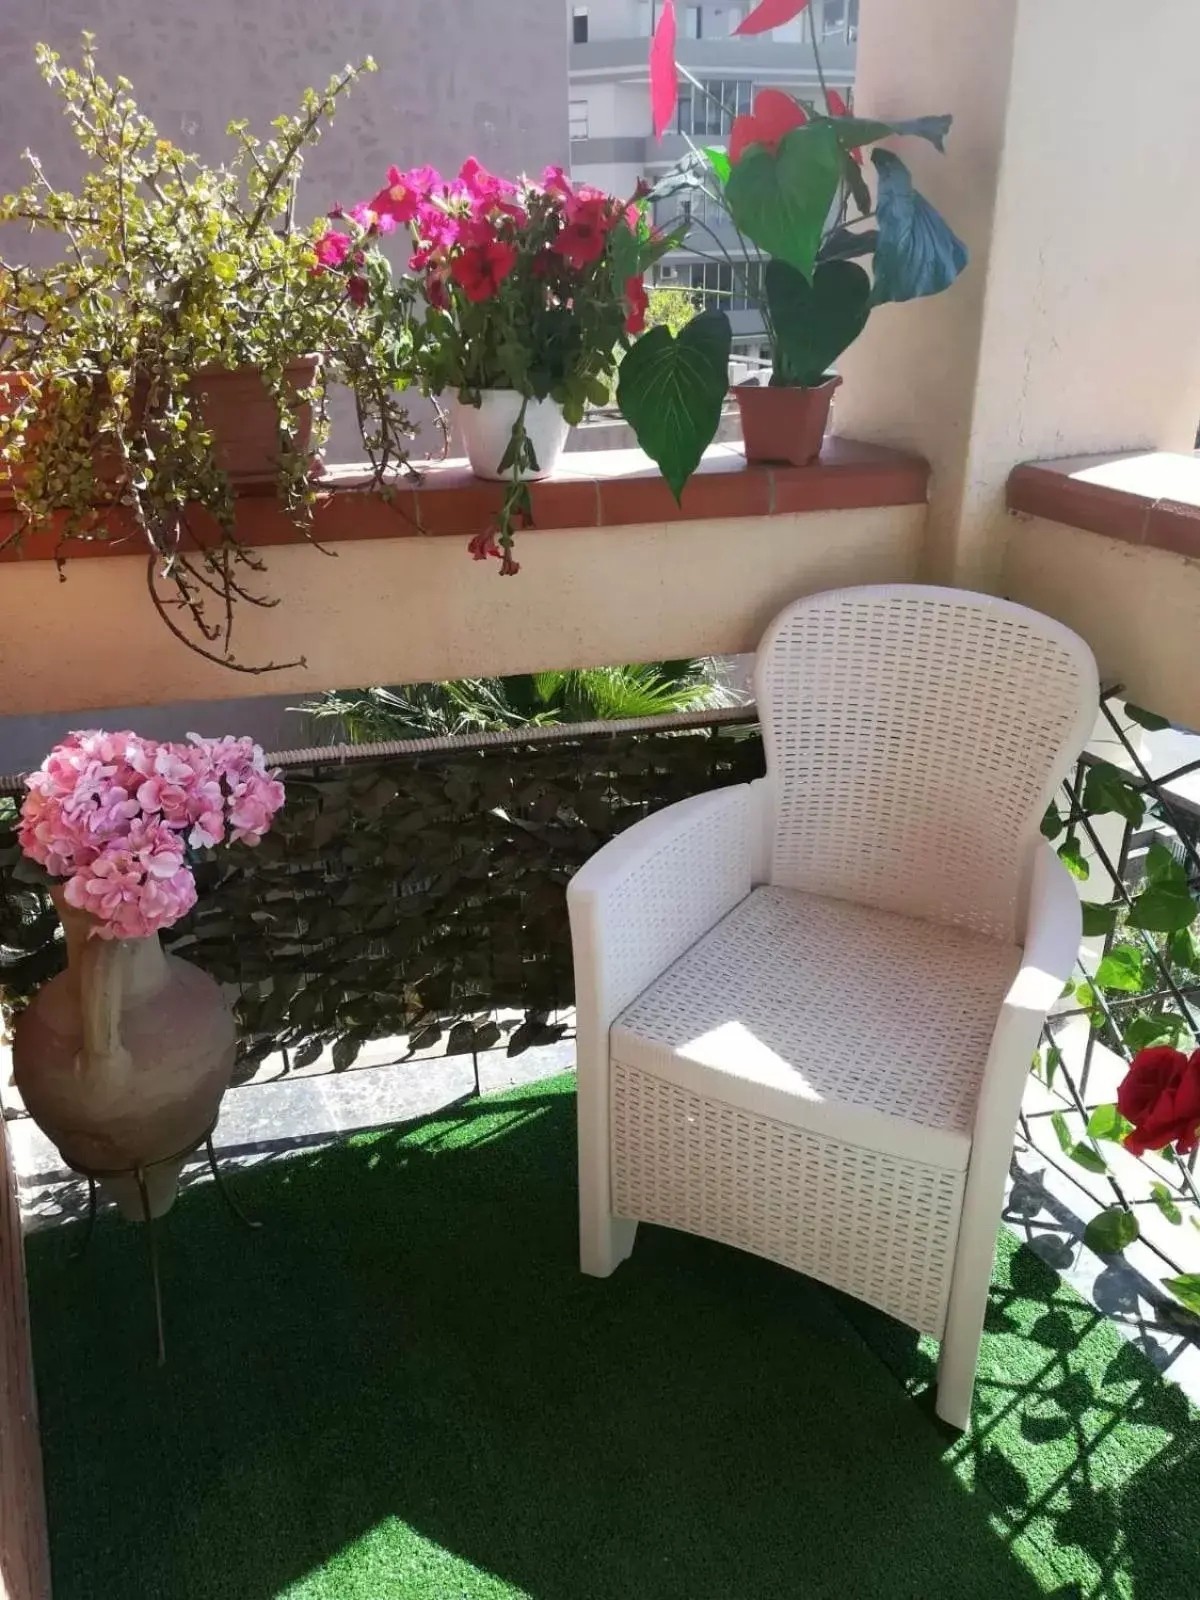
300;662;728;743
1057;836;1089;880
616;311;731;501
1162;1274;1200;1317
1084;1206;1140;1255
1125;702;1171;732
1123;1011;1191;1051
0;35;408;671
1152;1183;1183;1225
1082;762;1145;827
1086;1103;1133;1143
1051;1110;1109;1175
1094;944;1148;993
725;123;843;280
644;286;698;338
869;150;969;306
1081;901;1120;937
764;260;871;388
0;719;765;1066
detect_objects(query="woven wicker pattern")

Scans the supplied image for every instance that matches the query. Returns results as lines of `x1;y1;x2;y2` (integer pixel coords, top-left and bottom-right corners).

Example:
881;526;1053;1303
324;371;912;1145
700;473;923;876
755;589;1092;940
590;788;751;1024
610;1063;965;1334
614;887;1020;1165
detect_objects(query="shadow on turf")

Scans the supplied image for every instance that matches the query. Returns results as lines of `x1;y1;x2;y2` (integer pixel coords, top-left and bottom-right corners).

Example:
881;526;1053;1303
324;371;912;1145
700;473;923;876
25;1084;1200;1600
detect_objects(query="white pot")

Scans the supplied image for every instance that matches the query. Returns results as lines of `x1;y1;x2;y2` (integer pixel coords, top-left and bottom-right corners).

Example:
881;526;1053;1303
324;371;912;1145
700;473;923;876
457;390;570;482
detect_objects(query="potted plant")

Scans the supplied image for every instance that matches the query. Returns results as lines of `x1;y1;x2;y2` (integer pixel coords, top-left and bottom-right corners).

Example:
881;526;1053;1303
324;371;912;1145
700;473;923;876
616;0;968;477
10;729;285;1218
329;159;674;571
0;35;415;669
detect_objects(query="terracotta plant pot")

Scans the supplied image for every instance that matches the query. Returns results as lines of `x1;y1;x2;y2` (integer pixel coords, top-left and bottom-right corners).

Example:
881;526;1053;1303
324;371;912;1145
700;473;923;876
457;390;570;481
734;374;842;467
12;893;237;1219
187;358;318;481
0;358;318;496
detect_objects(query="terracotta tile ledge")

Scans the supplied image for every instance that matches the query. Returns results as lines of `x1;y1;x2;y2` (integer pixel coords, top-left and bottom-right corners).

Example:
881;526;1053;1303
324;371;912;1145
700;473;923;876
1008;451;1200;558
0;438;929;562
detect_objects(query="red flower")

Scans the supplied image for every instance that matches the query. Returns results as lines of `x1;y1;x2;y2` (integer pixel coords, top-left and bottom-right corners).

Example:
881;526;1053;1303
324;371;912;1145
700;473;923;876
312;228;352;270
649;0;678;142
346;273;369;307
552;197;615;269
468;529;502;562
541;165;574;201
367;165;422;226
825;88;863;165
425;268;450;310
729;89;808;165
1117;1046;1200;1156
735;0;810;35
451;240;518;302
624;275;649;334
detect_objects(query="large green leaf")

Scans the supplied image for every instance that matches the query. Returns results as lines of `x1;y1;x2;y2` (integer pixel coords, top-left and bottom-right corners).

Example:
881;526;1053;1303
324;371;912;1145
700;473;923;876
1087;1103;1133;1144
816;113;954;153
725;122;842;279
1094;944;1148;994
1163;1274;1200;1317
1123;1011;1190;1051
617;311;732;502
765;259;871;388
1082;761;1145;826
1128;884;1198;934
1152;1183;1183;1226
1081;901;1120;937
1084;1206;1140;1255
871;149;968;305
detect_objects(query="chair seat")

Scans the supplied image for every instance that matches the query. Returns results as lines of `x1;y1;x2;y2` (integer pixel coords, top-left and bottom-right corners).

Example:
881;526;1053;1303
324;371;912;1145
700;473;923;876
612;887;1021;1172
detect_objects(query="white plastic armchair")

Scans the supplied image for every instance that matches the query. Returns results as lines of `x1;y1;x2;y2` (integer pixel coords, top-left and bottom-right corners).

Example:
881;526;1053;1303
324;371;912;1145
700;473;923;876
567;585;1097;1430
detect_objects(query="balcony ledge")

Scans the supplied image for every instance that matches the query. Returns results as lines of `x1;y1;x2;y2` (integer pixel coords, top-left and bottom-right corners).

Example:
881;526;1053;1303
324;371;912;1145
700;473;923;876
0;440;929;562
1007;451;1200;558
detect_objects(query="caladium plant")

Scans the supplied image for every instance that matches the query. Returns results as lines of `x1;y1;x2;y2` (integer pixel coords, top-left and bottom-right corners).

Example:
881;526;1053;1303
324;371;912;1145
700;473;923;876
620;0;968;494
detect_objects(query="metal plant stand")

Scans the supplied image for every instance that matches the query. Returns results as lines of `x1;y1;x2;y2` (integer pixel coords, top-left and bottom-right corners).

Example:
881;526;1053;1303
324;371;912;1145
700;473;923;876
66;1120;261;1366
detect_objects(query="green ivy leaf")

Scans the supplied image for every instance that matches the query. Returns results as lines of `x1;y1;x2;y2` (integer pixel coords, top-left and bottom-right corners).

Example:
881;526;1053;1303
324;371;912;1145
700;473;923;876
1040;804;1065;842
1051;1110;1073;1154
1128;885;1198;935
870;149;969;305
725;122;842;278
1087;1103;1133;1143
1082;761;1145;826
1044;1044;1063;1090
1084;1206;1140;1255
1070;1143;1110;1176
1125;703;1170;732
1094;944;1148;994
1123;1011;1190;1051
1168;925;1200;971
1081;901;1120;938
1146;840;1187;887
1058;837;1089;881
703;145;732;185
1162;1274;1200;1316
1151;1183;1183;1225
617;311;731;502
764;259;871;387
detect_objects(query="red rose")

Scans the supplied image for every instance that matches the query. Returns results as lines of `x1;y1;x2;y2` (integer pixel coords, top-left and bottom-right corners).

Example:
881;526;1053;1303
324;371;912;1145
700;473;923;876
1117;1046;1200;1156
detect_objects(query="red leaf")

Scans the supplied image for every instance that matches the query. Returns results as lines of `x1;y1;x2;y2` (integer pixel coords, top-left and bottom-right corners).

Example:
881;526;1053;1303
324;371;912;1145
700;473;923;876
649;0;678;142
734;0;810;36
824;87;863;164
728;89;808;165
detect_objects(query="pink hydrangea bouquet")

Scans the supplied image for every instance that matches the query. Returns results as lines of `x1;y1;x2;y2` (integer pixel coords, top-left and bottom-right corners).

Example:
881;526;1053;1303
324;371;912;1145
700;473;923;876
18;730;285;940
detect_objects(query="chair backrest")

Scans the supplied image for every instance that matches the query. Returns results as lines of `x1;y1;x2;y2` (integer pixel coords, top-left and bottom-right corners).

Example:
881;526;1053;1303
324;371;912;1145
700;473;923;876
753;585;1099;941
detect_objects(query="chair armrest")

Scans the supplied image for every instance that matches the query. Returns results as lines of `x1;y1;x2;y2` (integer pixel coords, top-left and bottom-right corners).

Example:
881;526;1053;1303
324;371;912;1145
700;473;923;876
569;784;754;1031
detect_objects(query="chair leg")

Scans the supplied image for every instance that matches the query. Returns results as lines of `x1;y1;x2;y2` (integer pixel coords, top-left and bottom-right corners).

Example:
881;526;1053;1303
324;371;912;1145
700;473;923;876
580;1201;638;1278
935;1326;980;1431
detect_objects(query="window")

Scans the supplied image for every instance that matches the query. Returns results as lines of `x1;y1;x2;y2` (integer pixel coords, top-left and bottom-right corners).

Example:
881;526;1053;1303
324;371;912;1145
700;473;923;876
676;77;753;137
572;5;589;43
683;5;703;38
569;99;589;141
685;259;764;312
820;0;858;38
711;6;745;35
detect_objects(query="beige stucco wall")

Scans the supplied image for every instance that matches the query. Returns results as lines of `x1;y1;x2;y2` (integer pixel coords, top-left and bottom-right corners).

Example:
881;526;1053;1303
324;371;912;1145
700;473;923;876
0;506;925;716
839;0;1200;592
1003;516;1200;732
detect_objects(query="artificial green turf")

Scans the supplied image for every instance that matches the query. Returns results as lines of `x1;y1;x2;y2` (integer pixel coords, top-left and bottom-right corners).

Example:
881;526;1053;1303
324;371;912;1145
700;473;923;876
24;1074;1200;1600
